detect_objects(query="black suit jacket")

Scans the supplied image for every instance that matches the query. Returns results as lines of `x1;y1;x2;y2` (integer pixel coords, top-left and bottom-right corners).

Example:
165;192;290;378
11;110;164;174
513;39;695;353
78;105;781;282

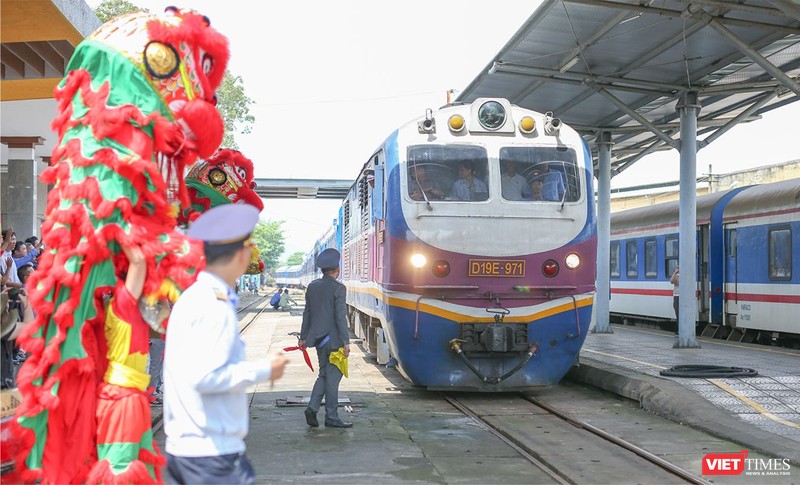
300;275;349;349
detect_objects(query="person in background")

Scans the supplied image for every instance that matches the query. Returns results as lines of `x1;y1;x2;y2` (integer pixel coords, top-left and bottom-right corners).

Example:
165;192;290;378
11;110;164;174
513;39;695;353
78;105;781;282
538;164;566;201
452;160;488;201
670;265;680;323
163;204;289;485
12;241;40;269
1;229;23;290
501;160;527;200
527;175;545;201
270;288;283;310
1;289;35;389
278;288;298;312
299;248;352;428
409;165;445;201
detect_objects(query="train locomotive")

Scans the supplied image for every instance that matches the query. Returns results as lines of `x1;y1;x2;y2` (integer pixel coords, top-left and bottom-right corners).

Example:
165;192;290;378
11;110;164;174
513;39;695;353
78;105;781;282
609;178;800;345
302;98;596;390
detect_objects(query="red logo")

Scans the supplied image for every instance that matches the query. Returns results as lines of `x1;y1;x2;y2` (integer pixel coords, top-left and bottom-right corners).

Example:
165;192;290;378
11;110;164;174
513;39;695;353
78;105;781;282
702;450;748;475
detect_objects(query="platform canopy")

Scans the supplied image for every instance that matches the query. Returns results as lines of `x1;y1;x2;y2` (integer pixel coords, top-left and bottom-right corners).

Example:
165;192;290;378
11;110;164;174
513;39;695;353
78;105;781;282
253;178;353;199
457;0;800;175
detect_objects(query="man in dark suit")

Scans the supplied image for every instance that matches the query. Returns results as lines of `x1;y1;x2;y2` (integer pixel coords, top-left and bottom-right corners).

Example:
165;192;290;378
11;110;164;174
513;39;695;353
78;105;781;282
299;248;352;428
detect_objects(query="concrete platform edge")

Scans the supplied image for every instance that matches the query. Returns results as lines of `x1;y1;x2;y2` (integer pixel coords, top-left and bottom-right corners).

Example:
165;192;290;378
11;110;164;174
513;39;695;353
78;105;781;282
567;357;800;465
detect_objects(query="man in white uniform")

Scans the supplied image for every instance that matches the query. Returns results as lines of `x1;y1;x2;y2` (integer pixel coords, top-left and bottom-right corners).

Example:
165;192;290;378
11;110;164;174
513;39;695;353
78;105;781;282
163;204;289;484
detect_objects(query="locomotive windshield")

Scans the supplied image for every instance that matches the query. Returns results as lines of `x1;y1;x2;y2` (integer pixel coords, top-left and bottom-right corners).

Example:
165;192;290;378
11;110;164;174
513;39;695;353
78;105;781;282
407;145;489;202
499;147;580;203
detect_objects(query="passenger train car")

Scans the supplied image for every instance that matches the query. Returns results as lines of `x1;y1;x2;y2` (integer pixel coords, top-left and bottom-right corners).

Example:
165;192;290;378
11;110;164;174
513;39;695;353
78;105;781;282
302;98;596;390
609;178;800;344
273;265;303;289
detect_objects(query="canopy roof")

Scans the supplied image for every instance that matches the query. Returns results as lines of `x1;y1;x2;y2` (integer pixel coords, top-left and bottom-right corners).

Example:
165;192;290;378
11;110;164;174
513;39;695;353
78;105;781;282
457;0;800;175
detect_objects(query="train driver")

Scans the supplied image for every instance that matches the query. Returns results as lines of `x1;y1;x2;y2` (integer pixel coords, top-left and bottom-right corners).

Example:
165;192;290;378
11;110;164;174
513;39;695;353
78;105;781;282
408;165;445;201
452;160;488;201
525;165;564;201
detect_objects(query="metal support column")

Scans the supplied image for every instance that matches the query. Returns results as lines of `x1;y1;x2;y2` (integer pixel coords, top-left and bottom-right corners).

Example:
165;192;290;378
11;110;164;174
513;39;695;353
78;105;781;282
593;132;613;333
675;93;701;349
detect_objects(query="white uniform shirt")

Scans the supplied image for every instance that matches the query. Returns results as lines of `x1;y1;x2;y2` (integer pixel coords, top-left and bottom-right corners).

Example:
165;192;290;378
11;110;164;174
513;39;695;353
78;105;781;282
164;271;272;457
501;173;527;200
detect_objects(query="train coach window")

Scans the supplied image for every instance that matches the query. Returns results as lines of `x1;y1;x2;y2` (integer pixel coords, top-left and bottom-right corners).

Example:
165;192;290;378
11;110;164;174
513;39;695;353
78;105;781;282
626;240;638;278
645;239;657;278
768;227;792;280
665;236;678;278
499;147;580;203
407;145;488;201
610;242;620;278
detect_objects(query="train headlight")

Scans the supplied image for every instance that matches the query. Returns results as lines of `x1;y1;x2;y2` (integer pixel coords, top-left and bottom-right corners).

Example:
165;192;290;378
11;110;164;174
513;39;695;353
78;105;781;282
565;253;581;269
410;253;427;268
448;114;465;132
477;101;506;130
432;260;450;278
519;116;536;134
542;259;559;278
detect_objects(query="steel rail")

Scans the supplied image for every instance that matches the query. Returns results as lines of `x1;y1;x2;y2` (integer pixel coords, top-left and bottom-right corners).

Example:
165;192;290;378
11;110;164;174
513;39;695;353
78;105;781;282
443;395;572;485
520;394;710;485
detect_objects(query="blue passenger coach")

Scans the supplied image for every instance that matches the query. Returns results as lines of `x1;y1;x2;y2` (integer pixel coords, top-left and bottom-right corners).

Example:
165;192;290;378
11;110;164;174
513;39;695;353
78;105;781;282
610;178;800;344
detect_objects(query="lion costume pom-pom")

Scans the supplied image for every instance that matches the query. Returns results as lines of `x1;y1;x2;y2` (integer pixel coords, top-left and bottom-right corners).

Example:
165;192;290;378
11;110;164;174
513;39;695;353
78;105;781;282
12;7;230;484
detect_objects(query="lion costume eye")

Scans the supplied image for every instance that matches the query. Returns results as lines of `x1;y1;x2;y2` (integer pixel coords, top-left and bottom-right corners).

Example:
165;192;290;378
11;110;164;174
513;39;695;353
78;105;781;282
202;53;214;75
236;166;247;180
208;168;227;186
144;41;180;79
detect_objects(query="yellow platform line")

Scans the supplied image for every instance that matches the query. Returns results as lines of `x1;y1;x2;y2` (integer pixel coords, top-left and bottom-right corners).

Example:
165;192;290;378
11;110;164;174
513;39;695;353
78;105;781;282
709;379;800;430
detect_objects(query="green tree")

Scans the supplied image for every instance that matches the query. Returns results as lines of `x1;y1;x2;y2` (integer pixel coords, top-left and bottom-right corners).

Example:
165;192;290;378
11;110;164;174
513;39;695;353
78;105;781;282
93;1;256;149
251;220;285;272
217;73;256;150
94;0;147;22
286;251;305;265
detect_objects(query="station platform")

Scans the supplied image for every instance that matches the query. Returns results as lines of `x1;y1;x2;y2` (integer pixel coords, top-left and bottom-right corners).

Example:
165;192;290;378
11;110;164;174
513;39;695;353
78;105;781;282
570;325;800;464
148;298;800;482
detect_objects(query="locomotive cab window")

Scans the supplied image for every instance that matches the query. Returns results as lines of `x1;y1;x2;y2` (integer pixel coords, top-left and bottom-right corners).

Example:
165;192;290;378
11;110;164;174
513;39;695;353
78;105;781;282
407;145;489;202
499;146;580;202
768;227;792;280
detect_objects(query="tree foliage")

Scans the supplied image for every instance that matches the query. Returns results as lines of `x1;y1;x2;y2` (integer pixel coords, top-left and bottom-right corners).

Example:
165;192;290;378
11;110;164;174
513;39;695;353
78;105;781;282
93;1;256;149
94;0;147;22
286;251;306;266
252;221;285;272
217;73;256;149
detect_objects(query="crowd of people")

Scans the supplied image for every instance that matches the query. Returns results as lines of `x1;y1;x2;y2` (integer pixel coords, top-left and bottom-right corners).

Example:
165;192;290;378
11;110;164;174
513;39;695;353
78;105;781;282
1;227;40;389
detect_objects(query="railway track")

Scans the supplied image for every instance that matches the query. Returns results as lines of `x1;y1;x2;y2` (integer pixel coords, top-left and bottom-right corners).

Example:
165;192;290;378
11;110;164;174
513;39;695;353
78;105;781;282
444;393;709;485
152;294;269;433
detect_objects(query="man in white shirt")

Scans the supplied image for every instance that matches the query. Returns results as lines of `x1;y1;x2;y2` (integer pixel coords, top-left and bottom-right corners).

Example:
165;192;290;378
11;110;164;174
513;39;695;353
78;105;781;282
500;161;527;201
163;204;289;484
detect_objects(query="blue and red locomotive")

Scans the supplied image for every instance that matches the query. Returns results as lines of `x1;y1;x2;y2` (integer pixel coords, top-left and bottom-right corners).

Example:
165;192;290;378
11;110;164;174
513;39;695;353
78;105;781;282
302;98;597;390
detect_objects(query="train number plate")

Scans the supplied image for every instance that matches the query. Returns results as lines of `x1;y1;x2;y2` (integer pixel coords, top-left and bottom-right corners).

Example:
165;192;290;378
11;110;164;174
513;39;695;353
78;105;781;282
468;259;525;277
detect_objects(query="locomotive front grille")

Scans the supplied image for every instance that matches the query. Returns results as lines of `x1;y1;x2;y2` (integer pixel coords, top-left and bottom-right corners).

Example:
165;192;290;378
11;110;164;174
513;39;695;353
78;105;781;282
459;323;529;353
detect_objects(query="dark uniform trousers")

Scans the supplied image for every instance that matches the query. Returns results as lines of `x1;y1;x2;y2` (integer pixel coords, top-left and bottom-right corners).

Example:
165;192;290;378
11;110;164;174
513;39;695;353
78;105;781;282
166;452;255;485
308;342;344;421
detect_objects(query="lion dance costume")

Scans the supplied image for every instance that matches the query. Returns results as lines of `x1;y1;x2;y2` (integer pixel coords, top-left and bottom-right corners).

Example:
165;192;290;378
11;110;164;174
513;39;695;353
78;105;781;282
183;149;266;274
12;8;230;484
